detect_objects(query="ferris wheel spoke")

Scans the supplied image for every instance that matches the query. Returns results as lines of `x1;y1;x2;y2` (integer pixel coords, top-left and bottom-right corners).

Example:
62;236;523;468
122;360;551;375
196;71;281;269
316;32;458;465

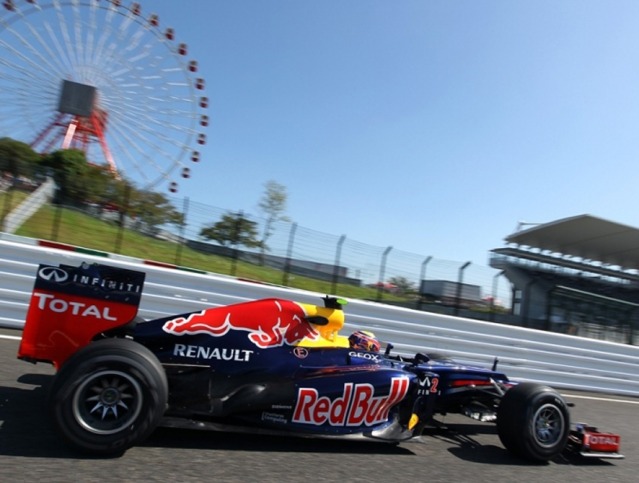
107;104;187;162
43;20;77;76
71;0;89;76
114;4;136;36
123;27;145;55
83;0;98;68
115;108;197;149
22;21;72;75
89;13;115;72
126;40;153;65
0;26;64;80
115;38;154;78
110;109;188;162
99;12;138;73
52;0;80;74
1;7;69;77
90;4;138;80
107;122;177;186
122;106;197;139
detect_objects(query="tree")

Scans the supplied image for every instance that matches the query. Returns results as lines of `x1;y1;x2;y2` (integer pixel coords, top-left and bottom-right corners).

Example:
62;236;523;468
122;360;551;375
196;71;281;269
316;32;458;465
199;211;263;249
258;180;289;254
129;189;185;235
82;163;119;206
39;149;91;204
0;137;40;178
388;276;416;296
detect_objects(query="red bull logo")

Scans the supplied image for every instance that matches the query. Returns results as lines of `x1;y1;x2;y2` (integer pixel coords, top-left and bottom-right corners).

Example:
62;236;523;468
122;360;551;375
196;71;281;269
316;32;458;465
162;298;320;349
292;376;410;427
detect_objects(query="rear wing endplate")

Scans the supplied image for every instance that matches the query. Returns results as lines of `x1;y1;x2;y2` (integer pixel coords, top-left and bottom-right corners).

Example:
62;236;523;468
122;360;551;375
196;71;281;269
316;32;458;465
18;262;145;368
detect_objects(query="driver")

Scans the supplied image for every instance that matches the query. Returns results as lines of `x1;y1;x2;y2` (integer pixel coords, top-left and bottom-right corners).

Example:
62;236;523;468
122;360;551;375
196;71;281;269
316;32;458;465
348;330;381;353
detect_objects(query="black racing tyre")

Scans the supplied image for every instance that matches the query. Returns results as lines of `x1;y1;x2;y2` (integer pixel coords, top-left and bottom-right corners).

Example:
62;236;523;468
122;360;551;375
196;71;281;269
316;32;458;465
48;338;168;455
497;382;570;462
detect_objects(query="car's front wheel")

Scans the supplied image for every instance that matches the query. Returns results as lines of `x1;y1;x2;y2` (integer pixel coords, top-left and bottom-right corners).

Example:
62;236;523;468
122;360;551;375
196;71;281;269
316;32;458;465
49;338;168;455
497;382;570;462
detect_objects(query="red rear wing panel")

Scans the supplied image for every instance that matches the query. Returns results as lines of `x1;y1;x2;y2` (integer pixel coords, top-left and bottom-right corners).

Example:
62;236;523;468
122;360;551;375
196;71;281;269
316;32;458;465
18;262;146;368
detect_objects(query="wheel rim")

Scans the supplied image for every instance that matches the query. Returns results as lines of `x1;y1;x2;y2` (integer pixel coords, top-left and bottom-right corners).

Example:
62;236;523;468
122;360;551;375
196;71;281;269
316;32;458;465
72;370;143;435
532;403;565;448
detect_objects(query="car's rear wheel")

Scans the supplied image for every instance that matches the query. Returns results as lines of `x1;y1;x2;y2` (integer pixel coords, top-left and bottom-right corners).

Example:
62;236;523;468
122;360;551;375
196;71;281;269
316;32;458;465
49;338;168;455
497;382;570;462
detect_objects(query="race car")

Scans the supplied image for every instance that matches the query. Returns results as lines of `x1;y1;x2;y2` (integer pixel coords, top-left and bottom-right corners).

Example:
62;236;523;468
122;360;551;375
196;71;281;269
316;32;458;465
17;262;623;461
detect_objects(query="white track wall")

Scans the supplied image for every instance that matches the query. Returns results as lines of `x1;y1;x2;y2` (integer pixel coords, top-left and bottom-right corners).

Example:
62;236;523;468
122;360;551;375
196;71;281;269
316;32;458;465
1;236;638;397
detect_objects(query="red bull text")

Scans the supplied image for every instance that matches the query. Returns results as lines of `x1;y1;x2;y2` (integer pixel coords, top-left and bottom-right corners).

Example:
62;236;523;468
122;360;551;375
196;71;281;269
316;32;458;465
292;376;410;427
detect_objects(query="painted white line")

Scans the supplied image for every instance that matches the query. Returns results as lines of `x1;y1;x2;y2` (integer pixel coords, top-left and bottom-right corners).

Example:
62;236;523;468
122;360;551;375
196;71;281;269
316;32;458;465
564;393;639;405
0;334;21;341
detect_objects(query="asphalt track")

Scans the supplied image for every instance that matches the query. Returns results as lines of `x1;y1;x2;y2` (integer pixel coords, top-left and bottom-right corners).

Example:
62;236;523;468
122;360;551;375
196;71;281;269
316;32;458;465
1;330;637;483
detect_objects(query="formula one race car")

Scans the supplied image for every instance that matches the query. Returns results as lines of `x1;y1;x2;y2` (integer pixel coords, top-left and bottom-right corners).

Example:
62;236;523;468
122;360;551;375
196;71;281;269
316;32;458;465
17;262;624;460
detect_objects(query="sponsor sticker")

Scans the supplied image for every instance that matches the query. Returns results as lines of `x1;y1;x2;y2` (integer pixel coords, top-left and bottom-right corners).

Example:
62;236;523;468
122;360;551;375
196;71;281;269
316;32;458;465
292;376;410;427
293;347;309;359
31;293;117;320
172;343;254;362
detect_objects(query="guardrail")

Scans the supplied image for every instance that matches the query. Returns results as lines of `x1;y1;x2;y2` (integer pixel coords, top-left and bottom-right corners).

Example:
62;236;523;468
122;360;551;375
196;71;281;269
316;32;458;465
1;235;638;397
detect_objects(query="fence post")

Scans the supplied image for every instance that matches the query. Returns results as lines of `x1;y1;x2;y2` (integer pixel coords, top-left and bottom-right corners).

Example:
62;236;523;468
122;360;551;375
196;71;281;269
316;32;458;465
283;222;297;286
331;235;346;295
51;203;62;241
417;256;432;309
376;246;393;301
454;261;471;315
176;196;189;265
490;270;504;321
230;210;244;276
115;185;131;254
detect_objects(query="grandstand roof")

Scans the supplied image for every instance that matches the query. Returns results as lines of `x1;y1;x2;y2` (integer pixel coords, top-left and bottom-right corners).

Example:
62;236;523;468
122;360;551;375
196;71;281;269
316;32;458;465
504;214;639;269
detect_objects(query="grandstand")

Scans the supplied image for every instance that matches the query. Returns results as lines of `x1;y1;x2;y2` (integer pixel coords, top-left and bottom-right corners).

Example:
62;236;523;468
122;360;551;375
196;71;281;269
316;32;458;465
489;214;639;345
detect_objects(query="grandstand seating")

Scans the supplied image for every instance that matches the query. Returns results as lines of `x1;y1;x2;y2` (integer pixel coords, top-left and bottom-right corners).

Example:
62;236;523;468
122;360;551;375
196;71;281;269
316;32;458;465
490;215;639;345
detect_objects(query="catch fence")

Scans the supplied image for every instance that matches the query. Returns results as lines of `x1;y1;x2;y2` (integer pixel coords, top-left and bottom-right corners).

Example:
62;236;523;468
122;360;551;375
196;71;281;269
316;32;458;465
1;186;512;319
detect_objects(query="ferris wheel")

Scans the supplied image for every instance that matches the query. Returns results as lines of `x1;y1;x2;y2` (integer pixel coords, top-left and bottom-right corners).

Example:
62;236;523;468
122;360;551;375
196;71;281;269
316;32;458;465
0;0;208;193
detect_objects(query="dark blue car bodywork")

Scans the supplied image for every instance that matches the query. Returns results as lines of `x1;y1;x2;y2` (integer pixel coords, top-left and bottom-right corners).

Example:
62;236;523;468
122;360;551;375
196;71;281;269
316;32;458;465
133;312;446;440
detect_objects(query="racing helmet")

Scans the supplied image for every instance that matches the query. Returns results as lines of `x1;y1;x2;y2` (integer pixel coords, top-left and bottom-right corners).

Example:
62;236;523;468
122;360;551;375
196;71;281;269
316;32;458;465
348;330;380;353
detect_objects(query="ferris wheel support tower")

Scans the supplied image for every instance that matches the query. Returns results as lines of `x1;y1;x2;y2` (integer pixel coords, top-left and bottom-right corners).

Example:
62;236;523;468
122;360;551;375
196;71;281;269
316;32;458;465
31;79;118;175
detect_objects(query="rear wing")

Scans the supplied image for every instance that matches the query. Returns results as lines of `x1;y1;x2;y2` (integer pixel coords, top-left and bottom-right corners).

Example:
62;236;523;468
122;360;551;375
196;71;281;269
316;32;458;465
18;262;146;368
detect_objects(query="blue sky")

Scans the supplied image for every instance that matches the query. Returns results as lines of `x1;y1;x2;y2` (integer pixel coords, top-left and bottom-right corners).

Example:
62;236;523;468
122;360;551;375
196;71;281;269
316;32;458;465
178;0;639;267
6;0;639;268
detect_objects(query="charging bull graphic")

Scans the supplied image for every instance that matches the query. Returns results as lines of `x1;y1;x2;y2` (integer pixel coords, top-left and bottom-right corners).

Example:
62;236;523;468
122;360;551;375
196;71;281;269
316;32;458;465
162;298;320;348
